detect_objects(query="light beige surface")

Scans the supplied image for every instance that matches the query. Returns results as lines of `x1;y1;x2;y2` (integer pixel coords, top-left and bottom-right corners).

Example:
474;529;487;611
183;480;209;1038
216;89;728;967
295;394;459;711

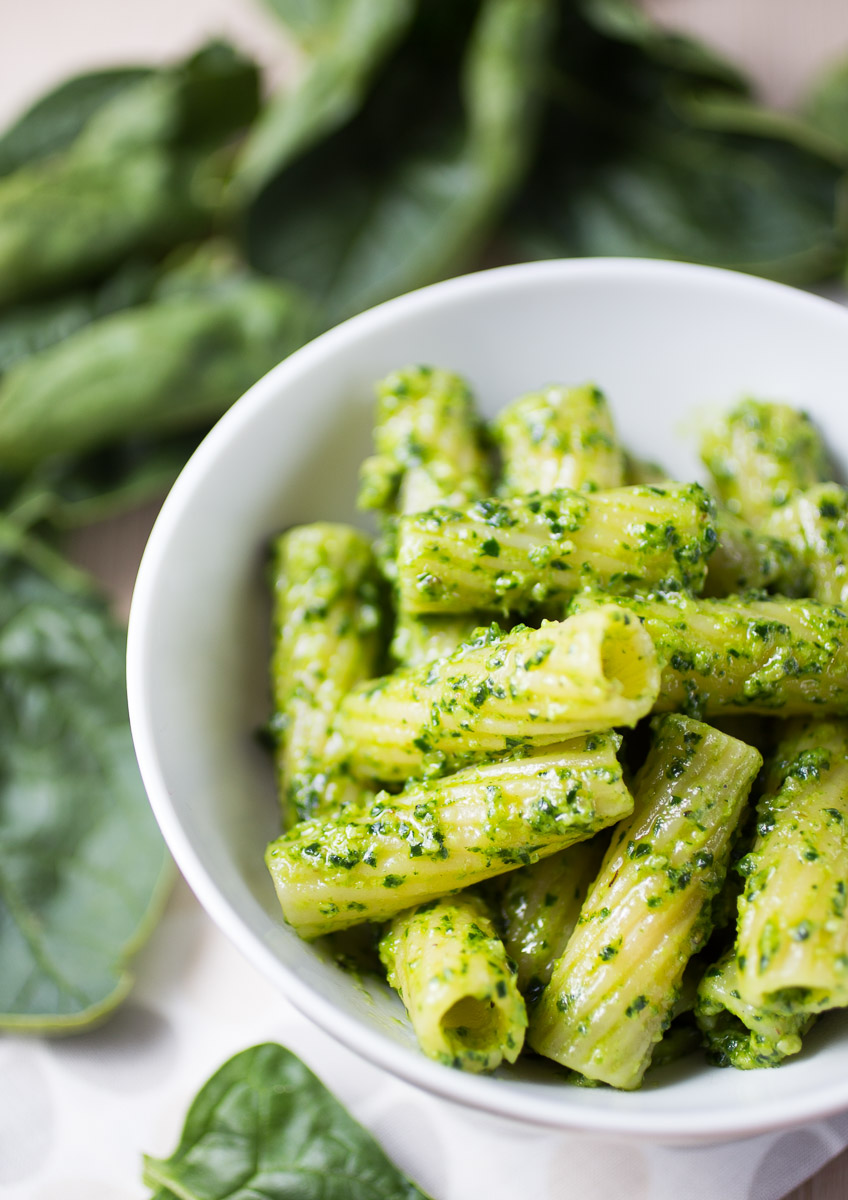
8;0;848;1194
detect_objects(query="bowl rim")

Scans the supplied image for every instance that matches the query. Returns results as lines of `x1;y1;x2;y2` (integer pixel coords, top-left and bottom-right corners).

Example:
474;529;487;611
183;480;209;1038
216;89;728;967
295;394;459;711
128;256;848;1141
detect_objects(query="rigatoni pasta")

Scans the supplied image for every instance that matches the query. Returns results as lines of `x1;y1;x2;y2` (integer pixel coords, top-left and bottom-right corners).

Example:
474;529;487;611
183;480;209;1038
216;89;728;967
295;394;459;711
528;715;760;1089
767;482;848;605
262;364;848;1087
396;483;717;615
700;398;829;523
269;523;383;826
265;734;632;937
500;837;606;995
735;719;848;1016
379;893;526;1072
569;591;848;718
696;951;815;1070
334;607;660;781
492;383;625;495
358;365;491;517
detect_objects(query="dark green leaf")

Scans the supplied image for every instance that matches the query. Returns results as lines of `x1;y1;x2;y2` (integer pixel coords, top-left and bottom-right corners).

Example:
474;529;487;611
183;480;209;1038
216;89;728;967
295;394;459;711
0;271;314;472
0;551;171;1029
233;0;415;201
245;0;553;327
172;41;261;149
7;431;203;531
0;68;153;178
509;1;846;283
0;260;158;378
142;1043;431;1200
0;43;260;306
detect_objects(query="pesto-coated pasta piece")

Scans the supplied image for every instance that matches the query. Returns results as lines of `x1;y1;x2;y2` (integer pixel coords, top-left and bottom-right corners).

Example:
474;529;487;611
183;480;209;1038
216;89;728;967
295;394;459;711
390;611;481;669
492;383;624;495
500;837;606;995
357;365;490;665
569;591;848;719
335;608;660;782
768;483;848;605
696;951;814;1069
700;398;829;524
736;719;848;1015
265;734;633;938
357;365;491;517
528;714;761;1090
705;509;802;598
270;523;382;825
379;893;526;1072
396;483;716;615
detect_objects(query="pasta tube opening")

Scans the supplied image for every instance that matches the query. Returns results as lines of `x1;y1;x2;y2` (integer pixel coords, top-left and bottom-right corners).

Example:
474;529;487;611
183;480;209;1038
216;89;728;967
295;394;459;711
599;617;655;702
442;996;507;1051
379;895;527;1072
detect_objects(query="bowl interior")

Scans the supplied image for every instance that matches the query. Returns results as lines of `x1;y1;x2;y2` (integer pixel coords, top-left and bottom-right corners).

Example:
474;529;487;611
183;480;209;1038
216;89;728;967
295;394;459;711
128;259;848;1140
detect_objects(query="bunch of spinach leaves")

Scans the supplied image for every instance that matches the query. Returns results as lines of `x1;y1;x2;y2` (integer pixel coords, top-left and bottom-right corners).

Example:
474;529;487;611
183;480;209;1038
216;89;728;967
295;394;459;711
3;0;848;1038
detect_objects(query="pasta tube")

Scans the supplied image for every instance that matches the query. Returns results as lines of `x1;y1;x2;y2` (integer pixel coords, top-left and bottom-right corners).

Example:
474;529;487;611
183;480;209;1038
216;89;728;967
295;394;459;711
570;591;848;719
736;719;848;1015
265;733;633;938
356;365;490;665
500;837;606;995
767;483;848;605
705;509;801;598
269;523;382;825
335;607;659;782
379;893;526;1072
492;383;624;495
696;951;814;1069
700;398;829;524
396;483;716;615
358;365;491;517
528;714;761;1090
390;611;481;669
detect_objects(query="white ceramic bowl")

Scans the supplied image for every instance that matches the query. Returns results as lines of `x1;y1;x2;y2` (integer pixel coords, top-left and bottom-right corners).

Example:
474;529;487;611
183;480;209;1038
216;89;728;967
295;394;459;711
128;258;848;1142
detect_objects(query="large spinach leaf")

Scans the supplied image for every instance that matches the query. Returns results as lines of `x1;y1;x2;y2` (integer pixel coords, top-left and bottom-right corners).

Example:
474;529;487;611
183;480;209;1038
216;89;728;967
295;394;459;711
143;1043;431;1200
0;551;170;1029
510;0;847;283
234;0;415;201
0;260;158;378
0;68;153;178
0;43;260;307
245;0;553;327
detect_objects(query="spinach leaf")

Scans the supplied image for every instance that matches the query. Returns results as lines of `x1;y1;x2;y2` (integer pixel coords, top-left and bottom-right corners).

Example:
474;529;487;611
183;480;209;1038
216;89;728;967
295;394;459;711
171;41;261;149
0;260;158;378
0;551;170;1029
509;1;846;283
5;430;203;531
234;0;415;201
802;55;848;161
0;68;153;178
0;43;260;307
245;0;553;327
143;1043;431;1200
0;271;313;473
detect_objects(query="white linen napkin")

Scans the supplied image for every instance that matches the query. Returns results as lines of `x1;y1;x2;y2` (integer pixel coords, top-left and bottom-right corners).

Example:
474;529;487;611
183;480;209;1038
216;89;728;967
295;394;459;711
0;876;843;1200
